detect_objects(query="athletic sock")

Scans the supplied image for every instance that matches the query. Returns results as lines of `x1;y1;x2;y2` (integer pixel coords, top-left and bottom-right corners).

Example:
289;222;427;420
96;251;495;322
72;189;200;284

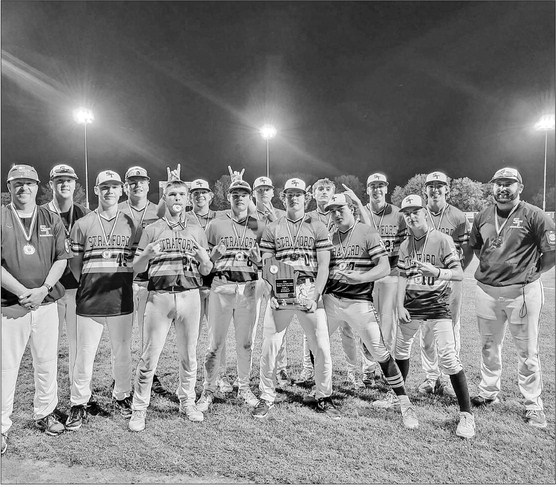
395;358;410;382
450;370;472;413
379;356;406;396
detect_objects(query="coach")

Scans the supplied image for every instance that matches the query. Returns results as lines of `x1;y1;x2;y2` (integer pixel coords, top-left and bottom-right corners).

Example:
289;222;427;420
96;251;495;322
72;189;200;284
469;167;555;429
2;164;70;454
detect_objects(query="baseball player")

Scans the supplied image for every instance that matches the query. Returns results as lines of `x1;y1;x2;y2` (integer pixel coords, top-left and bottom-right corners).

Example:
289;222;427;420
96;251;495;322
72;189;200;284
128;180;213;431
253;178;339;419
118;166;167;396
418;171;473;397
323;194;418;429
394;195;475;439
469;167;555;428
2;164;70;453
196;179;265;412
65;170;136;431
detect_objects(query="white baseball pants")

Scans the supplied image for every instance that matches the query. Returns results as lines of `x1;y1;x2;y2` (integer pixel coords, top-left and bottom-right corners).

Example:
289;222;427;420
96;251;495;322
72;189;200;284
475;279;544;410
132;281;149;343
133;290;200;410
70;314;133;405
203;282;257;394
2;303;59;434
56;288;78;384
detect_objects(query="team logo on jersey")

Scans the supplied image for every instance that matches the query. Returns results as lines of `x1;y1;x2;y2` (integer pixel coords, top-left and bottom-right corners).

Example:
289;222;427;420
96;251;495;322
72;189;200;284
509;217;523;229
39;225;53;237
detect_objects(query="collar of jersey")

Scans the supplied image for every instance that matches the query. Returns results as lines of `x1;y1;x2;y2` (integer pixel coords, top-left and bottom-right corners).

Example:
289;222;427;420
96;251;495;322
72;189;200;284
427;203;448;217
286;215;305;223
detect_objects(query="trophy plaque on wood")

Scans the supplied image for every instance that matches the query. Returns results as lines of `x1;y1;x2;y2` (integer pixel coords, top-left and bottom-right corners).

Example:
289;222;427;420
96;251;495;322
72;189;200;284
262;258;306;310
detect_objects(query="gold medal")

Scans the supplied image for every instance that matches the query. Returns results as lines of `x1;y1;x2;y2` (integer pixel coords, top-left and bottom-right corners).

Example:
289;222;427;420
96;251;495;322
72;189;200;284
235;251;245;261
269;265;279;274
102;250;112;259
23;244;36;255
290;252;299;261
338;262;348;271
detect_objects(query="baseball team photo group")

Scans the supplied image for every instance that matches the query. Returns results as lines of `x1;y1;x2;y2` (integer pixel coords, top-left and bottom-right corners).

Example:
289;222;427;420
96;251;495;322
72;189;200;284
1;1;556;485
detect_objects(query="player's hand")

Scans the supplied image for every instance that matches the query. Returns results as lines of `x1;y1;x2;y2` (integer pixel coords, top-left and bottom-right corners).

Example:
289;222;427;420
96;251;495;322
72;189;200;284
398;306;411;323
337;270;365;284
210;239;227;261
18;287;48;309
227;165;245;182
270;296;280;310
144;241;163;259
190;237;210;264
166;163;181;182
304;298;318;313
412;260;438;278
248;243;261;263
341;184;361;204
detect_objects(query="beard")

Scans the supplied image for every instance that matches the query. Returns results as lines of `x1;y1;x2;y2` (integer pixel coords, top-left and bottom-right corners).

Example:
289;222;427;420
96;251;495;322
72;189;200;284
493;186;520;204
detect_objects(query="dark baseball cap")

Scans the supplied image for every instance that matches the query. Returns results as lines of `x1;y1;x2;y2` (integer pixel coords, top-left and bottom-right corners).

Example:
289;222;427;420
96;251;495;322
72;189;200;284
7;164;40;183
228;180;252;193
50;164;78;180
489;167;523;184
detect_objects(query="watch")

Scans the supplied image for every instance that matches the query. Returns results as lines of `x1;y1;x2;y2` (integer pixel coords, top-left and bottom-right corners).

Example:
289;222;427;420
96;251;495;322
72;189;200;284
43;283;53;293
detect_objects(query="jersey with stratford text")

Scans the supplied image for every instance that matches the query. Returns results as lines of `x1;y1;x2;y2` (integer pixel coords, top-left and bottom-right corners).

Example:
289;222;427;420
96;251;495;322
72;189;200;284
398;229;461;320
1;205;71;307
206;213;264;283
260;214;332;279
325;222;387;301
136;216;208;291
71;210;136;317
426;204;470;258
364;203;406;275
470;201;556;286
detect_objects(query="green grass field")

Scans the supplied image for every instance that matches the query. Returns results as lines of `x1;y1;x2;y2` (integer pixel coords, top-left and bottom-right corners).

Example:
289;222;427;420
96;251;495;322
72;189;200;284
2;259;555;484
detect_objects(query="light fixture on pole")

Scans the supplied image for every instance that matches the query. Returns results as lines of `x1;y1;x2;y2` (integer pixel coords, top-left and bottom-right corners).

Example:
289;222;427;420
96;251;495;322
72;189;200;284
534;114;555;212
73;107;94;208
259;124;277;178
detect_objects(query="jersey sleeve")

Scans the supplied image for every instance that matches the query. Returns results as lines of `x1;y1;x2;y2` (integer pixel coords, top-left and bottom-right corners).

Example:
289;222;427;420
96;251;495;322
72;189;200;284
260;224;276;255
136;225;153;256
397;240;410;277
367;228;388;264
532;210;556;254
70;220;85;255
205;220;217;248
453;212;471;248
441;235;461;269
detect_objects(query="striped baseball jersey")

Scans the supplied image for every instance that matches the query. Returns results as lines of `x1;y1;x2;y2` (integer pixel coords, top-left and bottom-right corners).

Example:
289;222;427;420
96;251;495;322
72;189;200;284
425;203;470;258
188;209;218;231
71;210;136;317
398;229;461;320
260;214;332;279
307;208;335;234
254;206;286;224
136;216;208;291
206;213;265;283
469;201;556;286
1;205;71;307
42;201;90;290
325;222;387;301
364;202;406;274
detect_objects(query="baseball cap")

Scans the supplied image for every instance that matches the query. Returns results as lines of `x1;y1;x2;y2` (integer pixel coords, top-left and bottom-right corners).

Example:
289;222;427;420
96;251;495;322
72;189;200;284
125;166;150;180
489;167;523;184
96;170;123;186
227;180;252;193
325;194;352;211
400;194;424;211
284;178;307;192
7;164;40;183
190;179;211;191
425;171;449;185
50;164;78;180
366;173;388;186
253;176;274;189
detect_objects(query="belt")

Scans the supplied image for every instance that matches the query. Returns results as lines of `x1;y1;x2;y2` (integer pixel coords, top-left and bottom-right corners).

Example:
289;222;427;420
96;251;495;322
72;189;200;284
160;286;186;293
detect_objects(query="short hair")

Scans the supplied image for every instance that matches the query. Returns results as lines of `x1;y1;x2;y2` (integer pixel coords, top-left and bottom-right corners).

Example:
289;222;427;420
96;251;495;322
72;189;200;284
164;180;188;193
312;178;335;192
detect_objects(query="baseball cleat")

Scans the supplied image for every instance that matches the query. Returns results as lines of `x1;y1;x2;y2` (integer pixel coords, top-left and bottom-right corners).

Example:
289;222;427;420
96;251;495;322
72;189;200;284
252;399;274;419
35;412;65;436
65;405;87;431
1;434;6;455
180;403;204;422
471;395;500;407
401;405;419;429
128;410;147;432
294;368;314;385
86;400;111;417
456;412;476;439
434;378;456;398
346;371;365;390
196;391;214;412
417;378;437;394
524;409;547;429
114;395;133;419
151;376;169;396
238;388;259;407
362;372;376;388
316;397;341;419
372;391;400;410
217;378;234;394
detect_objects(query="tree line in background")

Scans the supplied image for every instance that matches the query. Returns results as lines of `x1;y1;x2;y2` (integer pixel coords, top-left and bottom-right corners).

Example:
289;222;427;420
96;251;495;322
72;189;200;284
1;175;553;213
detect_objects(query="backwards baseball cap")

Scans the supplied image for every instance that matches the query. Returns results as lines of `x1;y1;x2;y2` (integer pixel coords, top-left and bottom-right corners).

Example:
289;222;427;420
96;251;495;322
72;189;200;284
400;194;424;211
325;194;352;211
425;171;449;185
190;179;211;191
366;173;388;186
50;164;78;180
7;164;40;183
489;167;523;184
227;180;252;193
96;170;123;186
125;166;150;180
284;178;307;192
253;176;274;189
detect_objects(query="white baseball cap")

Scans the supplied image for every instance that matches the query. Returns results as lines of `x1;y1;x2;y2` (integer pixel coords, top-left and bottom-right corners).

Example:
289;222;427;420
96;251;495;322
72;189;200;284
324;194;352;211
125;166;150;180
366;173;388;186
400;194;424;211
190;179;211;191
7;164;40;183
425;171;449;185
283;178;307;192
227;180;252;193
253;176;274;189
489;167;523;184
96;170;123;186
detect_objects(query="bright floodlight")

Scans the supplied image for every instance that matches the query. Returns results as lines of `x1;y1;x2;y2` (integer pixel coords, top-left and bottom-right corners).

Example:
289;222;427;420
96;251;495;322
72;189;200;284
535;114;555;131
260;124;277;140
74;107;94;125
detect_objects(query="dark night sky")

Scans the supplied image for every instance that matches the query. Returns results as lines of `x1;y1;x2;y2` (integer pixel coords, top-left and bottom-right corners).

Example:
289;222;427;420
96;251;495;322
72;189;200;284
1;1;555;202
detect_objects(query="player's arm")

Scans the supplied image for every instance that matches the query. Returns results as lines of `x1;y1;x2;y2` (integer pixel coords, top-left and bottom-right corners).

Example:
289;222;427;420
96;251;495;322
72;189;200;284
539;251;556;274
468;213;483;259
18;259;67;308
341;255;390;284
396;275;411;323
313;249;330;302
191;231;213;276
341;184;371;226
1;267;29;297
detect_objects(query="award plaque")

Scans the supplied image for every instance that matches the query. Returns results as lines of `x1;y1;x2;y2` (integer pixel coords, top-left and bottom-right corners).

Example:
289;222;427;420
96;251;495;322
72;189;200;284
262;258;306;310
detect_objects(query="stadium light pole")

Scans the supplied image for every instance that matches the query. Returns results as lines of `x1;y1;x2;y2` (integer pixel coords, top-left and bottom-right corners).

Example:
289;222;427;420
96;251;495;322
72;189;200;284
259;124;277;178
73;108;94;208
534;114;555;212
